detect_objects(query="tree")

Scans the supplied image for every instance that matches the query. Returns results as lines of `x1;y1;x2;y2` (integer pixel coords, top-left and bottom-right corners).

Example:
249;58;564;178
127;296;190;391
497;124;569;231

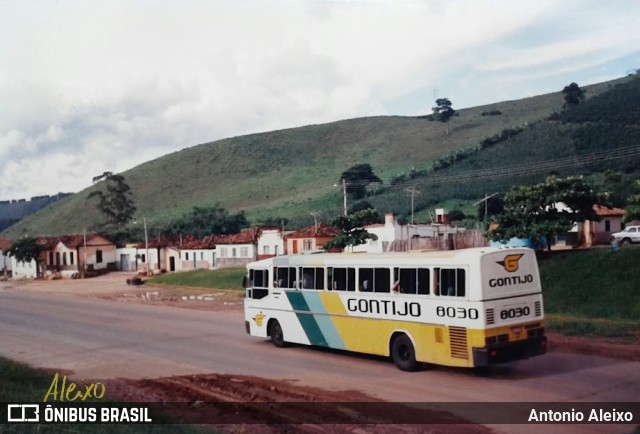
88;172;137;226
6;237;44;277
166;206;248;238
624;179;640;223
339;164;382;200
323;209;380;250
562;82;585;107
487;176;605;250
432;98;456;135
477;195;504;221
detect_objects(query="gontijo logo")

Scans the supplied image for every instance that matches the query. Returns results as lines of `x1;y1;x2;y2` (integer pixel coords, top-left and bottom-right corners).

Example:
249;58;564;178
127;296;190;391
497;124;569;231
497;254;524;273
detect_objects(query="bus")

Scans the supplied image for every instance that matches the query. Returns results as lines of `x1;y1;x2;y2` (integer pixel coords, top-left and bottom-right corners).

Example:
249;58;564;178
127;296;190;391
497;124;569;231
243;247;546;371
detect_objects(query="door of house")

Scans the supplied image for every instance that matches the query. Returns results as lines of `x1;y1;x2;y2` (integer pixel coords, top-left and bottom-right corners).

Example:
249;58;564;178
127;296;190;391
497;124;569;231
169;256;176;272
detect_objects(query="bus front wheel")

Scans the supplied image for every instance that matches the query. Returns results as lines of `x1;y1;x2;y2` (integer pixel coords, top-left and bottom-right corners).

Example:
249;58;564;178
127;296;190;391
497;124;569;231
269;320;286;348
391;334;417;371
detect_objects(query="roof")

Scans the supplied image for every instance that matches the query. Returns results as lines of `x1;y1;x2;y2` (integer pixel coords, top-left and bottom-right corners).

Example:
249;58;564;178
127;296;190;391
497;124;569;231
0;237;11;251
36;234;112;250
285;223;339;239
213;227;262;245
593;205;625;217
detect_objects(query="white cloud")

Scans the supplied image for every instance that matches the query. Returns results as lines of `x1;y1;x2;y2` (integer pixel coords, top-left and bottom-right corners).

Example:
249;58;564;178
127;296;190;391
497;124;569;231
1;0;639;199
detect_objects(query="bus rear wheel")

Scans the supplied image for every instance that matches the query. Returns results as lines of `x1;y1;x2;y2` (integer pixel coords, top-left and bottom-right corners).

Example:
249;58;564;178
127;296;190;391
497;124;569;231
391;334;417;371
269;320;286;348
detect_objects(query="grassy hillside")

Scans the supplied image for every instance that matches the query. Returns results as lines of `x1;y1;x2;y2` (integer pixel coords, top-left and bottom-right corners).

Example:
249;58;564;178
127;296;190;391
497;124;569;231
4;75;637;238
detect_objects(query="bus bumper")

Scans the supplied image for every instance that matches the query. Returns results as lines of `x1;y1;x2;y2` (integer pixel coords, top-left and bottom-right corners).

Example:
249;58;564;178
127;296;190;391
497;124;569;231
472;336;547;366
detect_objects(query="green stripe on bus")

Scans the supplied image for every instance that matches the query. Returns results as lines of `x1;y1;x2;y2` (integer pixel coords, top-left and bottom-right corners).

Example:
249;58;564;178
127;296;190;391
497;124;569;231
286;291;329;347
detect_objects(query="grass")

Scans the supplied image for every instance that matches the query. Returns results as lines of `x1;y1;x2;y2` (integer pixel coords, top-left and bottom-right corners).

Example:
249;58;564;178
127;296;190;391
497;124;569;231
148;267;246;292
538;246;640;339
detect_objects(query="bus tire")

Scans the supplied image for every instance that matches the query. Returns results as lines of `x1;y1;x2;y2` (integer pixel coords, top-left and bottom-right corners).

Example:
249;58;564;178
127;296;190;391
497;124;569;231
391;334;417;371
269;320;286;348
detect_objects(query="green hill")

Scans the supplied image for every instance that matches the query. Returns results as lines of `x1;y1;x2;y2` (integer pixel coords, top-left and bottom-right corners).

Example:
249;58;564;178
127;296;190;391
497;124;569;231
4;74;639;238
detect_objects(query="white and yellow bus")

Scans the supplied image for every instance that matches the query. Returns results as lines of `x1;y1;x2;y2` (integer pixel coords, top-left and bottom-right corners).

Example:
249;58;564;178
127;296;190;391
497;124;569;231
243;247;546;371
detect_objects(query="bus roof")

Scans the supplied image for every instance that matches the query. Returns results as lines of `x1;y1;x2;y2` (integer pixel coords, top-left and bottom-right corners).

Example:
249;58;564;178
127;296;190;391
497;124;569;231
247;246;533;268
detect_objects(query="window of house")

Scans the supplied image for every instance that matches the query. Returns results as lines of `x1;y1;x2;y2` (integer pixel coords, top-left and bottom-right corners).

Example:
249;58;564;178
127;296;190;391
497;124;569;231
435;268;466;297
394;268;430;294
70;252;74;265
141;254;146;263
329;267;356;291
219;248;227;258
605;220;611;232
63;252;67;266
263;245;270;255
358;268;391;293
303;240;313;251
185;252;189;261
49;252;54;265
96;250;103;263
55;252;60;266
240;247;248;257
232;248;237;257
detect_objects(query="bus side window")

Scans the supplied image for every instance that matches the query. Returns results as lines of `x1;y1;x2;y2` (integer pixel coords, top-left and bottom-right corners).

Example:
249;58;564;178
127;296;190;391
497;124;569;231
359;268;373;292
332;267;355;291
436;268;465;297
374;268;390;293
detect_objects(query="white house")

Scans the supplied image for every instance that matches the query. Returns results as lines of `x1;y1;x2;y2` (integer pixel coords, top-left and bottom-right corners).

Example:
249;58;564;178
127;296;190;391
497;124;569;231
352;213;467;253
215;228;261;267
257;228;285;259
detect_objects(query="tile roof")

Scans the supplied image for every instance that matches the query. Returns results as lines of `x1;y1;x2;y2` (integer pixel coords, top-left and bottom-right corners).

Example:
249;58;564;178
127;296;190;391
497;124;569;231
0;237;11;251
285;223;339;239
593;205;625;217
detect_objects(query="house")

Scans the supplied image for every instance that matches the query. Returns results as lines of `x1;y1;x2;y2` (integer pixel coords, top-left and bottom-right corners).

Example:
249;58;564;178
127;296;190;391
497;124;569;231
352;213;470;253
285;223;339;254
257;228;286;259
178;235;217;271
39;234;117;278
583;205;626;246
0;237;39;279
215;228;261;267
0;237;10;279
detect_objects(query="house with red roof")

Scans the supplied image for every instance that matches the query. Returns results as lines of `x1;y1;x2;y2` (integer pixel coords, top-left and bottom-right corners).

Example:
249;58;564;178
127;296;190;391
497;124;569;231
285;223;340;254
214;227;261;267
583;205;627;246
38;233;116;278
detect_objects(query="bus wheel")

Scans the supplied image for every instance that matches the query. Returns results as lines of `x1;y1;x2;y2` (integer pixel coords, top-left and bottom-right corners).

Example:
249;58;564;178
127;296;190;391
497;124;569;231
391;334;417;371
269;320;286;348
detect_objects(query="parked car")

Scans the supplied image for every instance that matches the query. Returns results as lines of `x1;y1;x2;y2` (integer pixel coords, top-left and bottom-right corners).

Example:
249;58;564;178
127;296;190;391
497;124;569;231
611;226;640;244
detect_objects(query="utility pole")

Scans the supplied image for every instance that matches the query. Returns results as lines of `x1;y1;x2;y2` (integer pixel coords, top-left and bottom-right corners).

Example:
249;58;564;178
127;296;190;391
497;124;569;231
405;187;421;224
474;193;498;223
342;178;347;216
309;211;320;234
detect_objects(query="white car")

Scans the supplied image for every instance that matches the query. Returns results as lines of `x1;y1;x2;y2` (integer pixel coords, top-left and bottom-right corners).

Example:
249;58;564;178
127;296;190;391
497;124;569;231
611;226;640;244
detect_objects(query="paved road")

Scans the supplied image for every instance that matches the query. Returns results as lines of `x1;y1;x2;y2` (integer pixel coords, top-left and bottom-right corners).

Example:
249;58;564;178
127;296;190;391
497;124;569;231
1;277;638;433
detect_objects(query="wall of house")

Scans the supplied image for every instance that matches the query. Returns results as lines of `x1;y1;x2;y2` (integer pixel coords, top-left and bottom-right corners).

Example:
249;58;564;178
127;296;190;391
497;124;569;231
44;242;80;277
257;230;284;259
586;217;625;245
287;237;326;254
0;250;10;278
10;257;37;279
179;249;215;271
216;244;255;267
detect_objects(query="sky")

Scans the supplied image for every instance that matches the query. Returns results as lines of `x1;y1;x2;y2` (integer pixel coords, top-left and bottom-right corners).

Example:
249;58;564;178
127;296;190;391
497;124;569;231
1;0;639;200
